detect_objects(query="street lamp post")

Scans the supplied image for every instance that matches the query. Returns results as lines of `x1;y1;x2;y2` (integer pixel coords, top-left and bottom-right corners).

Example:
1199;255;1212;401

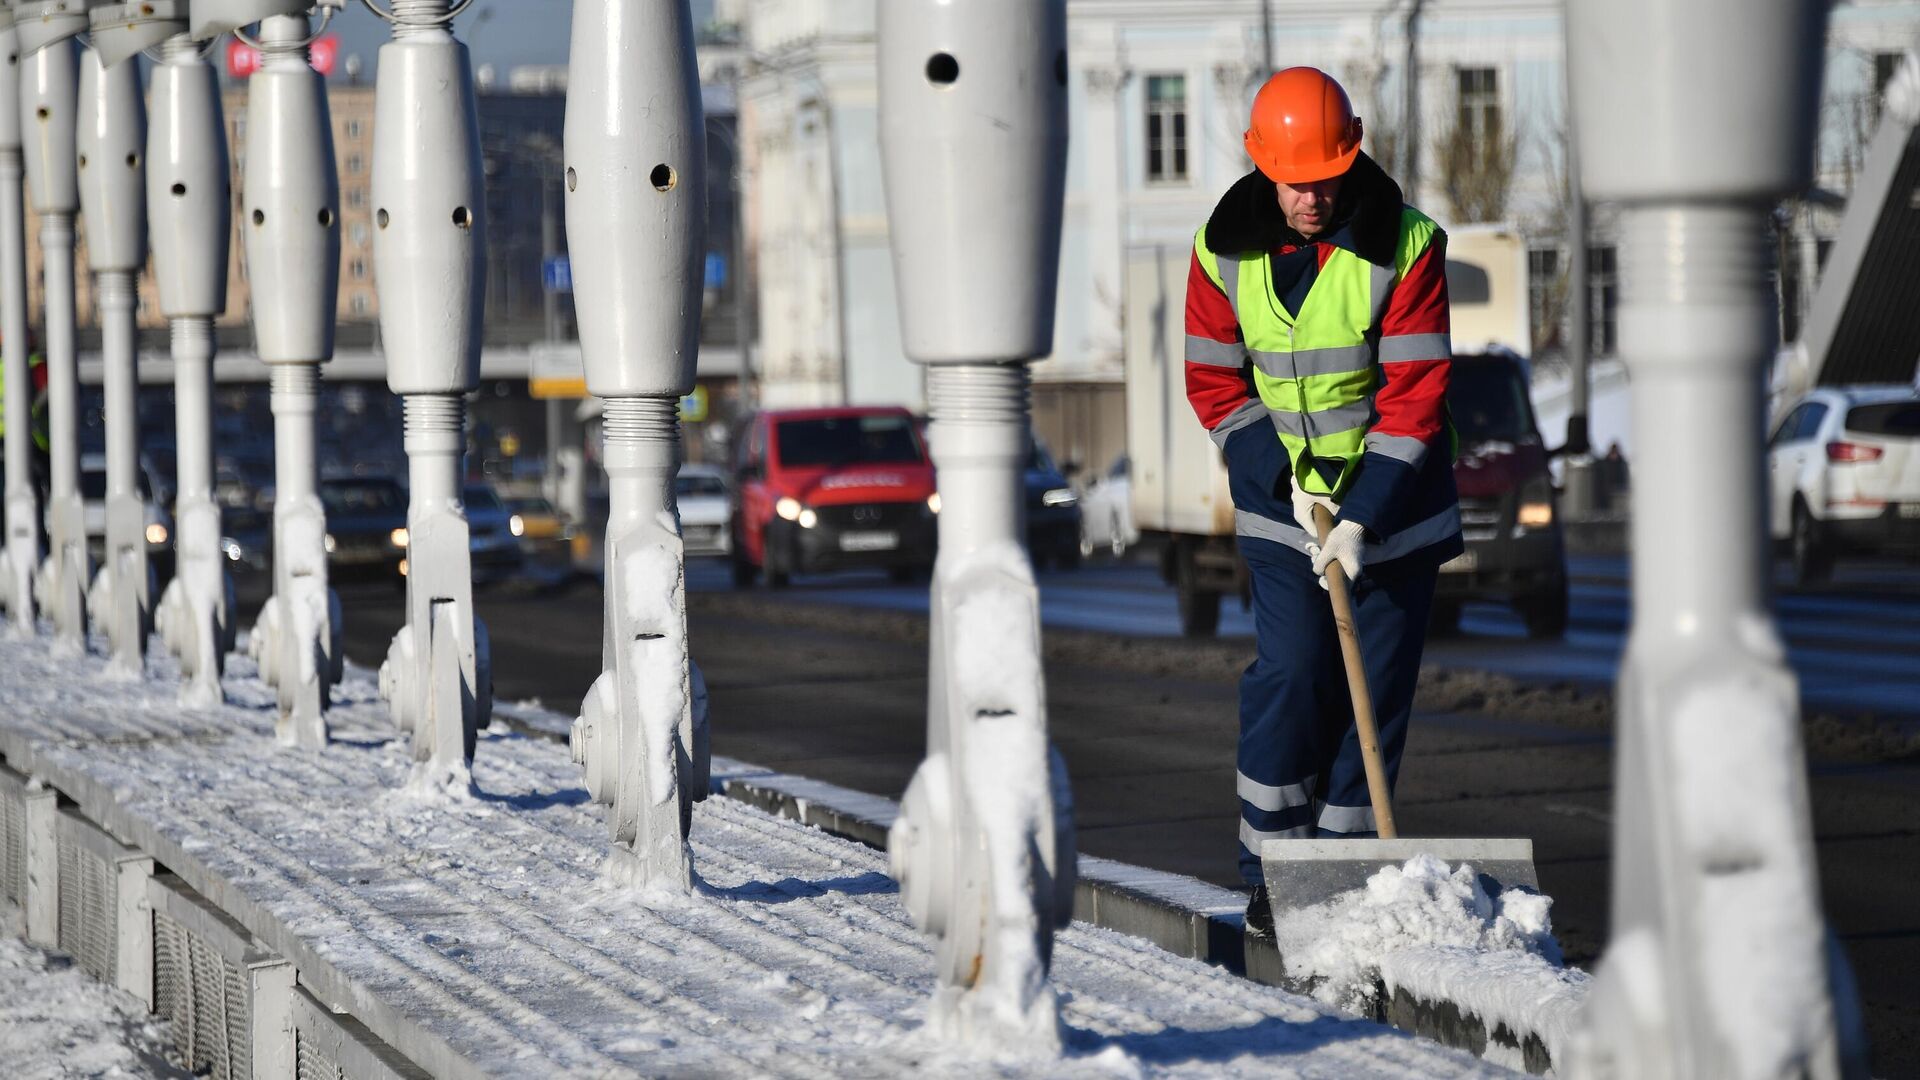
364;0;492;786
205;1;348;747
1564;0;1867;1075
877;0;1077;1045
14;3;88;656
0;9;38;636
564;0;710;891
75;38;149;677
101;1;242;706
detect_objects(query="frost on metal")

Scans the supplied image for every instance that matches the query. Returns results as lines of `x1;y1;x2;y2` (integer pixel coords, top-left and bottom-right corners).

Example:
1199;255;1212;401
562;0;708;894
876;0;1077;1049
370;0;493;781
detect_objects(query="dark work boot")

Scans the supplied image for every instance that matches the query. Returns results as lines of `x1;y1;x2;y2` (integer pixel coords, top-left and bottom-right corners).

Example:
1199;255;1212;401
1245;884;1275;940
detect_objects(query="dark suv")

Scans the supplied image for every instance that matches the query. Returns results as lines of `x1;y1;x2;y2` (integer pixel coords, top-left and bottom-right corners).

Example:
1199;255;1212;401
1435;350;1570;638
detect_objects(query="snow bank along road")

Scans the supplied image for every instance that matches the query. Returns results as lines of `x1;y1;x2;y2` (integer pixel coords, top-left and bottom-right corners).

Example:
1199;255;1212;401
320;555;1920;1077
0;632;1513;1079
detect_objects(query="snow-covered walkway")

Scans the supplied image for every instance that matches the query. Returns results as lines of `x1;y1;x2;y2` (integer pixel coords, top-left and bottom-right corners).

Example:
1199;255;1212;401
0;632;1509;1078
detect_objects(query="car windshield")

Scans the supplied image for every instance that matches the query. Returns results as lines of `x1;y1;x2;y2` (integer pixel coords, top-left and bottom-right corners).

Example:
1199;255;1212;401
676;473;727;497
1447;361;1537;443
776;415;923;467
321;480;403;515
1845;401;1920;438
464;487;505;513
509;497;556;515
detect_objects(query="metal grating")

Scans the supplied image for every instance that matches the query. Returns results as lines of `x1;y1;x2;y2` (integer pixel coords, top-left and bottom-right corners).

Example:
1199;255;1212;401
290;984;432;1080
296;1027;347;1080
151;875;257;1080
0;767;25;906
55;827;118;983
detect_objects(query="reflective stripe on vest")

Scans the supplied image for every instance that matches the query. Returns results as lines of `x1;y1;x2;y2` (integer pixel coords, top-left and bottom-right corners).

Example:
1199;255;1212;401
1195;208;1441;498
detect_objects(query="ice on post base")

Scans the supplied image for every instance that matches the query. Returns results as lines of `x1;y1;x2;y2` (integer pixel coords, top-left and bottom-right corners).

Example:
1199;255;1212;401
562;0;708;892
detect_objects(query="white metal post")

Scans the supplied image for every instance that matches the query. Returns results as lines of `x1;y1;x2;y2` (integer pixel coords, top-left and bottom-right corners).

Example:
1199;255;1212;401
76;45;148;677
563;0;709;892
241;8;343;747
127;4;236;707
15;8;86;654
0;12;37;636
364;0;491;787
1564;1;1867;1077
877;0;1077;1047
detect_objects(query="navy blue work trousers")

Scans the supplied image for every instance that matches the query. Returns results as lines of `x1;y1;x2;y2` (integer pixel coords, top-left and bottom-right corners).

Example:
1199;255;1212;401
1222;424;1438;886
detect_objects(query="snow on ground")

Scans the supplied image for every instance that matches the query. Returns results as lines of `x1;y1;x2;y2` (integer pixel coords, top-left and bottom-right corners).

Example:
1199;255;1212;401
0;901;185;1079
1275;854;1568;1016
0;632;1515;1079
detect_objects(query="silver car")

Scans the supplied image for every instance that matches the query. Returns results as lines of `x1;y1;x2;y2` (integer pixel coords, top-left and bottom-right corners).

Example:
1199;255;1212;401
677;463;731;556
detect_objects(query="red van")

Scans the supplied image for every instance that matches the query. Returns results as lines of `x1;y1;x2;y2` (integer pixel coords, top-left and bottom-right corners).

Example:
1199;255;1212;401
730;407;939;586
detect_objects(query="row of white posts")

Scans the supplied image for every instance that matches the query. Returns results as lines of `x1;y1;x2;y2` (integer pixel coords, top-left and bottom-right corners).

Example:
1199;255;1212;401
0;0;1871;1067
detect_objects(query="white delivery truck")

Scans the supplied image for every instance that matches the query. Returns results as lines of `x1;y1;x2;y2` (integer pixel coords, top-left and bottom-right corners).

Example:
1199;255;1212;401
1125;225;1560;637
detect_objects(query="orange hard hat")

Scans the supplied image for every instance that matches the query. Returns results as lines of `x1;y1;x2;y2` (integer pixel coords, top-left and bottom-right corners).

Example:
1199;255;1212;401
1244;67;1363;185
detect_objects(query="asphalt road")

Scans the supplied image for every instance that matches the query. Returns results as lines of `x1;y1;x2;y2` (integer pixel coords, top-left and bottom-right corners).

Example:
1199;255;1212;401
287;553;1920;1076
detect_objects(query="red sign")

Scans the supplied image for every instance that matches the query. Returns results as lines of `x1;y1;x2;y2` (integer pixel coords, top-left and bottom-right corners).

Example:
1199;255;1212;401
227;34;339;79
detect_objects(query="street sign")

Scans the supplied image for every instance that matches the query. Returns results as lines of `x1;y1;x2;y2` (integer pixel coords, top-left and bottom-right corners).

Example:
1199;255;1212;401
543;256;573;294
529;343;587;400
704;253;726;290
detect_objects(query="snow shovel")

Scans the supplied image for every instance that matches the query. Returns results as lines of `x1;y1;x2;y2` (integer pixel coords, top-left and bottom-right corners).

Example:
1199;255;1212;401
1257;506;1539;926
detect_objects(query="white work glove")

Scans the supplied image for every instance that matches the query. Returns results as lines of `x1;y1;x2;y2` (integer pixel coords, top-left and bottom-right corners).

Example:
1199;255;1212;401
1307;520;1366;587
1290;475;1361;587
1289;476;1339;539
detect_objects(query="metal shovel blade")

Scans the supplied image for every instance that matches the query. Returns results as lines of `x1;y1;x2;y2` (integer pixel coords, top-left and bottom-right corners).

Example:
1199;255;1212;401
1260;837;1540;923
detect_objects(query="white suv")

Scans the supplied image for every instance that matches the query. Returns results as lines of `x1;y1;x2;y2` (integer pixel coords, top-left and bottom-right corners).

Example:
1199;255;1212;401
1768;385;1920;584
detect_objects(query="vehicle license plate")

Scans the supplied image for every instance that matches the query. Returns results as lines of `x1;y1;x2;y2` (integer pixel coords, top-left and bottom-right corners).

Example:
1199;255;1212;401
840;531;899;552
1901;503;1920;519
1439;550;1478;573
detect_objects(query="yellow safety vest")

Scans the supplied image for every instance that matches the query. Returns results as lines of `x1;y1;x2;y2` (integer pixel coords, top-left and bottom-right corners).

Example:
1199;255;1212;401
1194;207;1442;498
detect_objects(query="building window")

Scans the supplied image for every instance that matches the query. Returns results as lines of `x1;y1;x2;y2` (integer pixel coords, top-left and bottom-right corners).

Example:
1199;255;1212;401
346;153;363;175
351;293;370;315
1587;245;1618;356
1145;74;1188;183
350;257;366;280
346;119;362;140
351;222;368;246
1456;67;1501;162
347;187;365;209
1527;246;1560;353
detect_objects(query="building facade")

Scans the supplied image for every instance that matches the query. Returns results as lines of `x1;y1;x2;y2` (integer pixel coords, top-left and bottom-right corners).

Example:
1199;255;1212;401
728;0;1920;472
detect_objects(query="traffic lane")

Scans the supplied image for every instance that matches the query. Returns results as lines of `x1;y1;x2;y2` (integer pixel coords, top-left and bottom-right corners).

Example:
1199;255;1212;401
693;555;1920;720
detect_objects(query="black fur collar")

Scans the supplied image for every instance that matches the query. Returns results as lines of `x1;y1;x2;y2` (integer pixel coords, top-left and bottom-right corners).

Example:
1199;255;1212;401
1202;151;1404;267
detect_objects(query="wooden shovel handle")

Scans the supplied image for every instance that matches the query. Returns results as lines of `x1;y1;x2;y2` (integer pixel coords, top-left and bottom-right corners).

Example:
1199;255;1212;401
1312;504;1399;839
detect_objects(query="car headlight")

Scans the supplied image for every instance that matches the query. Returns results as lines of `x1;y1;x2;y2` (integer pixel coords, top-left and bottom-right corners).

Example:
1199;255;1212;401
1042;487;1077;508
926;492;941;514
390;527;409;548
1517;501;1554;529
323;533;337;553
220;538;242;562
509;514;525;537
798;508;818;529
145;523;169;545
775;496;803;522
